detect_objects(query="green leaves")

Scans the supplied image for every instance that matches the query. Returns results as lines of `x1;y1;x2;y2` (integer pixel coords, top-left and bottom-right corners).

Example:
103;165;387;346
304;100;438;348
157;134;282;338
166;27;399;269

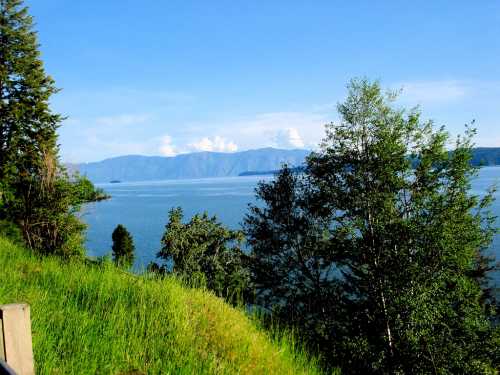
72;174;110;203
0;0;86;256
245;79;499;373
153;207;249;304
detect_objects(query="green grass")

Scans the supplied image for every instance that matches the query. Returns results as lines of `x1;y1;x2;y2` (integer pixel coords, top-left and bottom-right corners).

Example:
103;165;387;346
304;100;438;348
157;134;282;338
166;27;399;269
0;236;326;374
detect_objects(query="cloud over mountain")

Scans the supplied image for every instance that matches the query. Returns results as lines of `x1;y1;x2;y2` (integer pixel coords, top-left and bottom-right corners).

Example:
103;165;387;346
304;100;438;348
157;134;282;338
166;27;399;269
187;136;238;153
273;128;305;148
76;148;311;182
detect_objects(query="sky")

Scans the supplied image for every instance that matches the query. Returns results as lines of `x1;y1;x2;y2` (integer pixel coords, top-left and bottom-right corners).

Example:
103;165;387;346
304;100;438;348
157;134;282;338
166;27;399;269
26;1;500;163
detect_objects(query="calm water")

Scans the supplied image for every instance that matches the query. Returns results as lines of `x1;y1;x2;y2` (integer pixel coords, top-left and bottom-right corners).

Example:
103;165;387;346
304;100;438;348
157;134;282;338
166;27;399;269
82;176;273;268
83;168;500;278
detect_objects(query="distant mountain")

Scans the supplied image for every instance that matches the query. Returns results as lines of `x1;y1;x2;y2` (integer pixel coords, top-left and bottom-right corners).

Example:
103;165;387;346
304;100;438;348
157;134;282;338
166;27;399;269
75;148;311;183
469;147;500;167
73;147;500;183
238;147;500;176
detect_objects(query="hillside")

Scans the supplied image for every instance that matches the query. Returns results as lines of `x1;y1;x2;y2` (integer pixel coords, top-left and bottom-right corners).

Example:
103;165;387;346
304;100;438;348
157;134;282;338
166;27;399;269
75;148;310;183
0;236;325;374
470;147;500;166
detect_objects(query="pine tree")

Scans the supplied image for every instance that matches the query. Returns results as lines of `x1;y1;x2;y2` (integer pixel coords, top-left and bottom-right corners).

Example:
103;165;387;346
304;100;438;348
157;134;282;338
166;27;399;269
112;224;135;268
0;0;86;254
245;79;499;373
0;0;60;185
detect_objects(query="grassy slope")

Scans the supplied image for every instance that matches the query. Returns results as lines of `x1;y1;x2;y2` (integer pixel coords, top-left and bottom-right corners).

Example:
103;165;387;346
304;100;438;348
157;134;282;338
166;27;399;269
0;236;324;375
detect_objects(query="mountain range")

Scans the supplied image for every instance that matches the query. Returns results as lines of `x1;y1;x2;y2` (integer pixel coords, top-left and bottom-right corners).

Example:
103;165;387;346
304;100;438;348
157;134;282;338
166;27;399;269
73;147;500;183
74;148;311;183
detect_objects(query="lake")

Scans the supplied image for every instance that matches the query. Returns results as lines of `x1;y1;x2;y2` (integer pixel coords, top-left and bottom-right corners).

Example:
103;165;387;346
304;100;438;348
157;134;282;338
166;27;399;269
82;175;274;268
83;168;500;280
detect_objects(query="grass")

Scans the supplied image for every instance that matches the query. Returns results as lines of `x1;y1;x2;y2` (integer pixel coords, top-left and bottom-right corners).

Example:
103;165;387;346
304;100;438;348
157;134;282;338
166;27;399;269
0;236;325;374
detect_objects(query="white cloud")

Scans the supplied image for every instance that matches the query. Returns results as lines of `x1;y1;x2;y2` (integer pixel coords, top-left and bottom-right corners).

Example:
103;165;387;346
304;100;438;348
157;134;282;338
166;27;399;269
273;128;305;148
209;112;328;151
159;135;177;157
187;136;238;153
95;113;151;126
474;134;500;147
396;80;467;105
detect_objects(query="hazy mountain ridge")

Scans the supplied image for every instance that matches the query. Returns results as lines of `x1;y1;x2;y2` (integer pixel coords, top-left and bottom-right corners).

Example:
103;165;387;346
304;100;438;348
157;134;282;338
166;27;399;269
73;147;500;183
75;148;311;183
469;147;500;166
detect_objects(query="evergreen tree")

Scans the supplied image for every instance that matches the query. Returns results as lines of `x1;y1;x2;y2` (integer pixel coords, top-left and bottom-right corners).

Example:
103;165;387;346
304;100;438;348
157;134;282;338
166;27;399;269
0;0;86;255
245;79;499;373
112;224;135;268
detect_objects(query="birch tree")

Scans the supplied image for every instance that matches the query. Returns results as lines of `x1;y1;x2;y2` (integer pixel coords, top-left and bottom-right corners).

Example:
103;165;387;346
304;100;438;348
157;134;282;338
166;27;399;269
245;79;499;373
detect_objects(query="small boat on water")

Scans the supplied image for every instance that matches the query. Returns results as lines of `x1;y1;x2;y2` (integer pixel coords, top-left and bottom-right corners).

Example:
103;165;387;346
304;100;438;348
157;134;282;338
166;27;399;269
109;180;121;184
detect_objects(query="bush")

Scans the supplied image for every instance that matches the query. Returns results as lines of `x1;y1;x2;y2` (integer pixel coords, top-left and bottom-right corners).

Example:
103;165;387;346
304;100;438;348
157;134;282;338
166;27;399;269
0;219;23;245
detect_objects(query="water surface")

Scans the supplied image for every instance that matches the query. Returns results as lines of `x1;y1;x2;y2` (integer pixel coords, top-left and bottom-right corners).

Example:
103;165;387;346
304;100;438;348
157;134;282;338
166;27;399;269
83;176;272;268
83;169;500;280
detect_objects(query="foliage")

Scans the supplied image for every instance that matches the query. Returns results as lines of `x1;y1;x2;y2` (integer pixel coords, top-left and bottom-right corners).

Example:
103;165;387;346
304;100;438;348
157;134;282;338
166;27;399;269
0;235;326;375
244;78;499;373
244;165;339;353
7;152;86;256
0;0;85;256
72;174;110;203
151;207;249;304
111;224;135;268
0;219;22;244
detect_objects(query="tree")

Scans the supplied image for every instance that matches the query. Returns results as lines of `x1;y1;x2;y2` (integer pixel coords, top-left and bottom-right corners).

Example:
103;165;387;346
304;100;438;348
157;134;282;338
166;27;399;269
72;174;110;203
0;0;87;255
152;207;249;303
244;165;338;344
112;224;135;268
244;79;499;373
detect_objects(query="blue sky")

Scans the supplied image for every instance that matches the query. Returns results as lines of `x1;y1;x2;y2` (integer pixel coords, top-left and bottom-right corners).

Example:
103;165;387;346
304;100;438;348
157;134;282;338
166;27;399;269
27;1;500;162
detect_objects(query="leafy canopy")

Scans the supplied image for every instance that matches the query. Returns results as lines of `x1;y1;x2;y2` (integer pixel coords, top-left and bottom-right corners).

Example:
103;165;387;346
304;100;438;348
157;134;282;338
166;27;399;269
152;207;249;303
245;79;499;374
